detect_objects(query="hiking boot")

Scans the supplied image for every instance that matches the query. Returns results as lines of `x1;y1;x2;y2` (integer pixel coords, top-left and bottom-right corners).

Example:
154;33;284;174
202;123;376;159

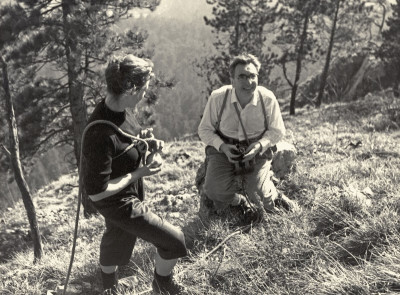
103;289;116;295
101;270;118;295
243;209;261;224
238;199;261;223
274;193;300;212
152;271;186;295
203;194;214;209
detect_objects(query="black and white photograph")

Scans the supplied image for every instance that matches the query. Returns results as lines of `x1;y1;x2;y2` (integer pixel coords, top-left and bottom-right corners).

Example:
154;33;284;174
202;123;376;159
0;0;399;294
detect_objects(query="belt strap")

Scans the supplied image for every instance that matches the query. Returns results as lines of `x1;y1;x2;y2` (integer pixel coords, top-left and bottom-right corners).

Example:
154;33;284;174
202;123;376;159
216;89;230;131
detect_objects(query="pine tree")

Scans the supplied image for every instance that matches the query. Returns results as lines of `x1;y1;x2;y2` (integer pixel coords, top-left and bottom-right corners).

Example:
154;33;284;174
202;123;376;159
0;0;161;162
315;0;342;107
1;56;43;262
378;0;400;97
274;0;321;115
0;0;161;216
315;0;383;104
198;0;278;95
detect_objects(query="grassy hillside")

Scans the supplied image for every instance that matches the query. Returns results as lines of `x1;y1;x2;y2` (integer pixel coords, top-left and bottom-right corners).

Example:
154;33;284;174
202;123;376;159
0;91;399;295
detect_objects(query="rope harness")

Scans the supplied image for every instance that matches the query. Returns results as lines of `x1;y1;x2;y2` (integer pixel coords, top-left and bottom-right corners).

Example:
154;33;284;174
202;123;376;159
63;120;150;295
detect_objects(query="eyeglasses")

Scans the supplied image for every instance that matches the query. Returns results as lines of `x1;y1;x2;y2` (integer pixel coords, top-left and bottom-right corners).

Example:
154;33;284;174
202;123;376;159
237;73;258;81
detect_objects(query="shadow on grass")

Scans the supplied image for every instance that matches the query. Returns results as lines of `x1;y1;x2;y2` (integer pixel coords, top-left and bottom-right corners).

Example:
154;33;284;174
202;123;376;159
0;227;32;263
180;199;261;260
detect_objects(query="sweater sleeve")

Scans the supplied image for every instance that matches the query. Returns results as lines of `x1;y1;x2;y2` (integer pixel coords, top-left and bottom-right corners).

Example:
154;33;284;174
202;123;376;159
82;128;114;195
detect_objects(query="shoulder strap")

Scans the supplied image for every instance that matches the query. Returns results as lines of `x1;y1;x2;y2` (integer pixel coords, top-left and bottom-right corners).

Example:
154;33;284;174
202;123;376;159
216;89;230;130
259;90;268;131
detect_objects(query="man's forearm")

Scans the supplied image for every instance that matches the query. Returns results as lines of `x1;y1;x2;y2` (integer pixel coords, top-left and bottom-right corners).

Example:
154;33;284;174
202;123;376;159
258;129;284;154
198;125;225;150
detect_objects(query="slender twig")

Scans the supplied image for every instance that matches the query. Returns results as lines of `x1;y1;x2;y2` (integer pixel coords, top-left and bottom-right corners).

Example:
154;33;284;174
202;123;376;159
202;224;252;260
211;245;226;279
0;143;11;157
281;59;294;88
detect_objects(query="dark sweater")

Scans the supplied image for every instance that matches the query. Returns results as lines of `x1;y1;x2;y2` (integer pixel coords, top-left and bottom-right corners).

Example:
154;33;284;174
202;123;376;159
82;99;142;203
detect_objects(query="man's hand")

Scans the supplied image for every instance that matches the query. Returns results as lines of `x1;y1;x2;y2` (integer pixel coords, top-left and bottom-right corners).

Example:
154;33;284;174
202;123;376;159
220;143;241;163
243;142;262;162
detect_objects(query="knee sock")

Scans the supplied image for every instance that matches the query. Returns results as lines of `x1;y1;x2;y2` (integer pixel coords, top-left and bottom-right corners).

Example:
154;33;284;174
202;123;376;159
100;265;118;292
154;251;178;276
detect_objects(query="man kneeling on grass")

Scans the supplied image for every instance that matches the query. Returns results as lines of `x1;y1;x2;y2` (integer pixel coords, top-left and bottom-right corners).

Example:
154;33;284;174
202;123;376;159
198;53;296;220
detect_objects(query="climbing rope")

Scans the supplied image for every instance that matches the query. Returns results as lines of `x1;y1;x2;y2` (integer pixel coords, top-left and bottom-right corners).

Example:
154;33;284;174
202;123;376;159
62;120;150;295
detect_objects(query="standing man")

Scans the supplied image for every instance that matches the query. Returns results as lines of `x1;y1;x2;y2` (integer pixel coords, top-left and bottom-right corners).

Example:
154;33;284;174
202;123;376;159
198;53;292;216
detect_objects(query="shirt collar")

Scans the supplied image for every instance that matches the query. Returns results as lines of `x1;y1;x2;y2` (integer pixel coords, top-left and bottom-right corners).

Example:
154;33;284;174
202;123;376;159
230;88;239;104
231;88;259;106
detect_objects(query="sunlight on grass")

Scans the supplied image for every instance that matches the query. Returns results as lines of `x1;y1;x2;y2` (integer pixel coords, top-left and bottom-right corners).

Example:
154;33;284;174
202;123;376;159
1;94;400;294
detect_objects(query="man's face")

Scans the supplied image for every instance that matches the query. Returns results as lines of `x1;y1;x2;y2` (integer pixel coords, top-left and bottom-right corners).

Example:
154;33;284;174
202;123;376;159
232;63;258;99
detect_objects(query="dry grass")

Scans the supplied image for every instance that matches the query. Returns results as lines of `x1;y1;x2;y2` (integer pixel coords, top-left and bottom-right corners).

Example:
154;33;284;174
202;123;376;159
0;91;400;294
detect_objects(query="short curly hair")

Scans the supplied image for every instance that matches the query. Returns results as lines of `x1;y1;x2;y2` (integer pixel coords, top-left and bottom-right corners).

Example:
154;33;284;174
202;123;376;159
229;53;261;78
105;54;154;96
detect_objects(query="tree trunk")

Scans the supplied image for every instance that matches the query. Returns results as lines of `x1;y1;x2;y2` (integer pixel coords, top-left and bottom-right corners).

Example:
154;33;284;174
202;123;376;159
62;0;96;217
1;56;43;262
290;83;298;115
62;0;87;164
234;4;240;54
343;55;370;101
316;0;341;107
290;12;310;115
394;71;400;98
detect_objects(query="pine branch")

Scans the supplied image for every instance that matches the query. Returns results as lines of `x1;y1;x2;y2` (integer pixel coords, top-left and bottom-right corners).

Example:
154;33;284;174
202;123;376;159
280;58;294;88
85;54;107;63
238;0;256;13
0;143;11;157
40;3;63;16
52;138;73;148
31;126;71;155
46;104;71;125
